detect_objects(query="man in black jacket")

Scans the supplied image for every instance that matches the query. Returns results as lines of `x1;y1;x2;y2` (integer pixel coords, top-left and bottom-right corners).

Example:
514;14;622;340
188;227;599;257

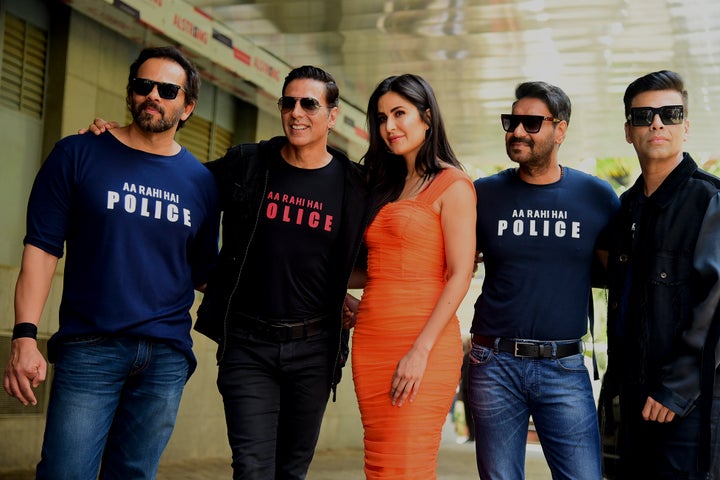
605;70;720;479
194;66;370;480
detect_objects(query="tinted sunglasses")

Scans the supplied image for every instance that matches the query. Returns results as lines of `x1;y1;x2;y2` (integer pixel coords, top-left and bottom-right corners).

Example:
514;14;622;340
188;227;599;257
501;114;560;133
627;105;684;126
277;96;330;114
131;78;185;100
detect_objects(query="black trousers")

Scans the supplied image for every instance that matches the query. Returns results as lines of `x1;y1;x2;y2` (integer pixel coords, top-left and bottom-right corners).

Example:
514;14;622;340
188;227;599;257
217;328;332;480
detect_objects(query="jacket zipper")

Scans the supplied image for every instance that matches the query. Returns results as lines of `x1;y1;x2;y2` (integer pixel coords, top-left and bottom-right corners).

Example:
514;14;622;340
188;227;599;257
217;165;270;364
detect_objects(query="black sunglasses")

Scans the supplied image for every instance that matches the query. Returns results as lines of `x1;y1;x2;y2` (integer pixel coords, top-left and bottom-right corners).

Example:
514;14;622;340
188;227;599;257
627;105;684;126
277;96;331;114
501;114;560;133
131;78;186;100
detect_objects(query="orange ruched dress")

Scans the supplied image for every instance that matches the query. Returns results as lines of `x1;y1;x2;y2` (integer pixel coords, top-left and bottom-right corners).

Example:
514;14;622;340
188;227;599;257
352;168;468;479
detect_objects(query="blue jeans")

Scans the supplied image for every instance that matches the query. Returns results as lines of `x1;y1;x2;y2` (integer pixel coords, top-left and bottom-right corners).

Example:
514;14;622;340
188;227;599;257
217;327;332;480
468;343;602;480
36;336;189;480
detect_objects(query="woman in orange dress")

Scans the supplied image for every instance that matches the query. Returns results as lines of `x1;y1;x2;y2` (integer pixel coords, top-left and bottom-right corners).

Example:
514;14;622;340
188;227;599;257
347;74;476;479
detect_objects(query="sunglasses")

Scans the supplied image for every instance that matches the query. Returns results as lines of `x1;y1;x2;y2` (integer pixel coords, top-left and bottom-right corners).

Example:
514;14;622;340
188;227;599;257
130;78;186;100
277;96;331;114
501;114;560;133
627;105;684;126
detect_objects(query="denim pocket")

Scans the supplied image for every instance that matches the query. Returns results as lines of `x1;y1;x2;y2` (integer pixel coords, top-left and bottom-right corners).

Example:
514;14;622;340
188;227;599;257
469;344;493;365
62;335;108;346
556;352;587;372
54;335;110;364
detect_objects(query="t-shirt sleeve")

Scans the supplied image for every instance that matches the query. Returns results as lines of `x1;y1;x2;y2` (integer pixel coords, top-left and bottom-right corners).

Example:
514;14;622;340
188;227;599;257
24;140;75;258
593;180;621;251
188;173;221;288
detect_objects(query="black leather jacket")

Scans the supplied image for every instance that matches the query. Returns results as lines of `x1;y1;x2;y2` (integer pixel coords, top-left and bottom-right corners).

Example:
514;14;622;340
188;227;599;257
194;136;370;394
606;153;720;416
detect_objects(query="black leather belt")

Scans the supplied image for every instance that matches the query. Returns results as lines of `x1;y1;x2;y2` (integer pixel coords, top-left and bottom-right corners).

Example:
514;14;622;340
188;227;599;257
472;335;582;359
238;313;329;342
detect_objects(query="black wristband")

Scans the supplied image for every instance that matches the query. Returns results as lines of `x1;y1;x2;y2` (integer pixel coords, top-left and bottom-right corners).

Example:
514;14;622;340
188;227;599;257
12;322;38;340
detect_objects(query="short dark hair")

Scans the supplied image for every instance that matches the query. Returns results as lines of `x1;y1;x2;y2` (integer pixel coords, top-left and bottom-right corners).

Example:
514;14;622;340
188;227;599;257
126;46;200;129
514;81;571;124
623;70;688;120
282;65;339;108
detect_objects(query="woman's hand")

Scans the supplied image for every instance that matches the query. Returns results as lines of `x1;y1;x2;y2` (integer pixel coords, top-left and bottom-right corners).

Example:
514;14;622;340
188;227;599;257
390;344;430;407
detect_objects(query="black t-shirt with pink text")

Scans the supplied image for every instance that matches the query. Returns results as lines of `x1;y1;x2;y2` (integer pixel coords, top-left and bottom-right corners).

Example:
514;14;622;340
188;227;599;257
232;151;344;320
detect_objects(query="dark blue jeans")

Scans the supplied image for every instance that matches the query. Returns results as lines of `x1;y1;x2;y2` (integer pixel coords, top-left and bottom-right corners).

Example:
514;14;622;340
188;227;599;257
36;336;188;480
468;343;602;480
217;328;332;480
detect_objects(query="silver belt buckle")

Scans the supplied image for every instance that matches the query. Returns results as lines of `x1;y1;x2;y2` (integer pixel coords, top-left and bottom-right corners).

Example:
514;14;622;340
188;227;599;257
513;341;534;357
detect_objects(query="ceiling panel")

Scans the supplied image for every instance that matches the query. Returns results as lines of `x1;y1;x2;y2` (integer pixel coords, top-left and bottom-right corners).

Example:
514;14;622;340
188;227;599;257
188;0;720;176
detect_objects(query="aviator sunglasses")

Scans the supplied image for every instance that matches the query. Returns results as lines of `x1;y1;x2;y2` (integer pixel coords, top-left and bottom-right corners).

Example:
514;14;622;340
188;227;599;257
501;114;560;134
627;105;684;127
277;96;331;115
130;78;186;100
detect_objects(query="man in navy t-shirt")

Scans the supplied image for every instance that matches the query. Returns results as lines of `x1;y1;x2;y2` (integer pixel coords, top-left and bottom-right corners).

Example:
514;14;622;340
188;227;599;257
3;47;220;479
468;81;619;480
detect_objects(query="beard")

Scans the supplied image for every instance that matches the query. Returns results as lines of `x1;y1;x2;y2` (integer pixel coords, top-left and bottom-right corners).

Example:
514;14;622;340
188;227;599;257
131;99;181;133
506;135;555;170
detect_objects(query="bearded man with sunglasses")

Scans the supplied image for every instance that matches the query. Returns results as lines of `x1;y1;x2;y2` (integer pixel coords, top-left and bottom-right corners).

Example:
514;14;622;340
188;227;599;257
468;81;619;479
3;46;220;479
603;70;720;479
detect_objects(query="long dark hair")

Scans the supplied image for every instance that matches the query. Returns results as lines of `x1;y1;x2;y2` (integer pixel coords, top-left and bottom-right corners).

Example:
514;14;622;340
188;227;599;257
363;74;461;207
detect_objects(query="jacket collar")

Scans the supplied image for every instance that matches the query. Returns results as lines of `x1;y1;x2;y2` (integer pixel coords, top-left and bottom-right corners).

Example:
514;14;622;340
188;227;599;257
633;152;698;209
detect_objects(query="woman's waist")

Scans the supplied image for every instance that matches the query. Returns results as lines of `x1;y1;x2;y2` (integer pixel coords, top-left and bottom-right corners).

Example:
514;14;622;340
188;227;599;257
364;274;445;288
353;316;461;349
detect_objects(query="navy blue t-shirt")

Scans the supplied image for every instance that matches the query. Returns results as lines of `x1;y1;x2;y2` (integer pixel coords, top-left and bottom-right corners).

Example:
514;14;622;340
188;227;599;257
25;131;220;373
472;167;619;340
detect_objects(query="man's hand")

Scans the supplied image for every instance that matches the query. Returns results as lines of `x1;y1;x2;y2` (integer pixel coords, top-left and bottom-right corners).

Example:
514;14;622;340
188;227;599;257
3;337;48;406
78;118;119;135
473;251;483;275
343;293;360;329
642;396;676;423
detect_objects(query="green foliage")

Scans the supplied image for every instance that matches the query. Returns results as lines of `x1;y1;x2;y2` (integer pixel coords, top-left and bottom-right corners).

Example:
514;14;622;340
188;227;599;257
701;157;720;176
595;157;638;193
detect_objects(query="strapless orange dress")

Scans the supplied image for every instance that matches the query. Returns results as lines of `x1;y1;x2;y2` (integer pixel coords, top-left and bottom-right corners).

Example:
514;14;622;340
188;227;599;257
352;168;468;479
